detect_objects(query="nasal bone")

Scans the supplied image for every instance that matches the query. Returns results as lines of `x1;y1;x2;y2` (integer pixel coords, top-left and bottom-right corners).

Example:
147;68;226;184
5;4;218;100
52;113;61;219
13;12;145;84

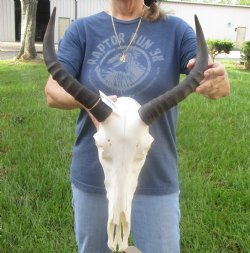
112;187;128;224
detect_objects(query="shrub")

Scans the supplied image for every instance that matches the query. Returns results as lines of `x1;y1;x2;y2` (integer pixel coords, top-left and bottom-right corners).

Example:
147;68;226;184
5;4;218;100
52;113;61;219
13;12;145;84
240;41;250;70
206;39;234;61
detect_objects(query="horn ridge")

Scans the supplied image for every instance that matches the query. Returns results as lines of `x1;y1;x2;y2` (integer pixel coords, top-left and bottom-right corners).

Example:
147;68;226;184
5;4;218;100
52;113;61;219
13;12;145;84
139;15;208;125
43;7;112;122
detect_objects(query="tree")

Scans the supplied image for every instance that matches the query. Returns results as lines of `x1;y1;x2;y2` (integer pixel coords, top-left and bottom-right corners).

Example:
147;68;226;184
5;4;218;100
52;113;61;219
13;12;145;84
16;0;38;60
241;41;250;69
207;39;234;61
236;0;250;5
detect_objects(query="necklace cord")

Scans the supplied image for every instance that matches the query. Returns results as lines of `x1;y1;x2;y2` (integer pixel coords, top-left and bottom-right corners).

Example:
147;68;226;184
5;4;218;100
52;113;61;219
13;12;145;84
111;5;144;62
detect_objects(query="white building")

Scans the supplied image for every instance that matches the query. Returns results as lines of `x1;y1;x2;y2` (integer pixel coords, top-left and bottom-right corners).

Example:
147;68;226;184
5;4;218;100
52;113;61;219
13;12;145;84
0;0;250;48
0;0;15;42
166;1;250;49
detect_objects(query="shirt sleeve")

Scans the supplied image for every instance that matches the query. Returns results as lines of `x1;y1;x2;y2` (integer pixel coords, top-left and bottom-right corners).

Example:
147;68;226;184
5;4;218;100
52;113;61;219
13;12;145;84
179;26;197;75
57;20;86;78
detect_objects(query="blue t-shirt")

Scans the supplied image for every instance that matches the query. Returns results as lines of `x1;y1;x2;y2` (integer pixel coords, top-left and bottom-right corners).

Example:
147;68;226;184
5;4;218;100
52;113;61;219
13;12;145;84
57;11;196;195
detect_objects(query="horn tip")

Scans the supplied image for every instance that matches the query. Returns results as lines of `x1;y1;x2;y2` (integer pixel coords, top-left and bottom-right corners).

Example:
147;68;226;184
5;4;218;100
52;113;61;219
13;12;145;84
194;14;199;24
52;7;56;14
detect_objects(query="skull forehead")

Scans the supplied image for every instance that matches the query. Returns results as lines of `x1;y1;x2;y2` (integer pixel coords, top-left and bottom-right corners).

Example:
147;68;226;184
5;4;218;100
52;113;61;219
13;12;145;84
94;97;151;144
115;97;141;111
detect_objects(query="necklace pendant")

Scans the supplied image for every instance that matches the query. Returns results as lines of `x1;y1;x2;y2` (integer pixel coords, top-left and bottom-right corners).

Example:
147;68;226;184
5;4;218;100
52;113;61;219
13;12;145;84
120;54;126;63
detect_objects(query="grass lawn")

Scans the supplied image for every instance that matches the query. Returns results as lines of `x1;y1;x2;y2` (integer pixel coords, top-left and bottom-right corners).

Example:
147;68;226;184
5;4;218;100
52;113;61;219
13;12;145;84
0;60;249;253
177;61;250;252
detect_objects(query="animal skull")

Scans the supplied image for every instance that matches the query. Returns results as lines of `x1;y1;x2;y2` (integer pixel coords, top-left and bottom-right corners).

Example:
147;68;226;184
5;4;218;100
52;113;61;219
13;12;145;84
94;97;154;251
43;7;208;252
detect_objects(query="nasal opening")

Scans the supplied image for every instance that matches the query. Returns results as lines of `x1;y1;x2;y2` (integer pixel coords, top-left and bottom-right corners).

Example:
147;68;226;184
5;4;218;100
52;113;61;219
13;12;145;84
108;211;129;251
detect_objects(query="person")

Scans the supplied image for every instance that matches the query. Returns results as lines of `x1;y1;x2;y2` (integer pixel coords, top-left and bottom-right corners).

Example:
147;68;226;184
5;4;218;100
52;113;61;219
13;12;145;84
44;0;230;252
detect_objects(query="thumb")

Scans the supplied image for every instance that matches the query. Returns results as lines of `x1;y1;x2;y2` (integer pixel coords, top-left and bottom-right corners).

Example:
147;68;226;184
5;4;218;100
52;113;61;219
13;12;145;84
109;95;118;102
187;58;196;69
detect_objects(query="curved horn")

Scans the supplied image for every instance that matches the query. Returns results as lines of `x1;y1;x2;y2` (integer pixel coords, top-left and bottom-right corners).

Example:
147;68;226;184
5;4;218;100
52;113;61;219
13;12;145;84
139;15;208;125
43;7;112;122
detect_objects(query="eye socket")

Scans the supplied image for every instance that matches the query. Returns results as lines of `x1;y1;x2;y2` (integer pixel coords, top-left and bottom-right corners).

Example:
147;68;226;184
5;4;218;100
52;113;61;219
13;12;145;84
107;139;112;146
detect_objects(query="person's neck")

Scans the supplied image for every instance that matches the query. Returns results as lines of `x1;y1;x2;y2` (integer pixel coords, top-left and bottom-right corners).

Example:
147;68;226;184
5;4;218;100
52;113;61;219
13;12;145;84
110;0;144;21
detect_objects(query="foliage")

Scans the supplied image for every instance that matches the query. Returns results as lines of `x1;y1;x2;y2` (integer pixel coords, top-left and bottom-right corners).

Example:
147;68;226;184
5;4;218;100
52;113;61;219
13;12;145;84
1;60;250;252
240;41;250;69
237;0;250;5
206;39;234;61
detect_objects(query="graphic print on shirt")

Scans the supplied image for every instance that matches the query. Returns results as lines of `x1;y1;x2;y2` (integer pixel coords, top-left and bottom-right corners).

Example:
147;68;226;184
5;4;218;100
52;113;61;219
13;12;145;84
87;33;164;96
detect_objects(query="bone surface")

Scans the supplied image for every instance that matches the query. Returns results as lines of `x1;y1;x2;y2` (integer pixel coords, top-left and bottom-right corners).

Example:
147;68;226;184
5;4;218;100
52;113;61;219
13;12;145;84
94;97;154;251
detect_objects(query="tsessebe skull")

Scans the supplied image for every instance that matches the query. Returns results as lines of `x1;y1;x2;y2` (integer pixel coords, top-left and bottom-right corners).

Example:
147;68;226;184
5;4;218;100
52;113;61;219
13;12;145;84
94;97;154;251
43;7;208;252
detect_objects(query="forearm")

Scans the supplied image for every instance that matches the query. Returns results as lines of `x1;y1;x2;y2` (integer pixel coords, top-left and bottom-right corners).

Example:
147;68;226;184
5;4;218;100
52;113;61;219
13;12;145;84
45;76;82;110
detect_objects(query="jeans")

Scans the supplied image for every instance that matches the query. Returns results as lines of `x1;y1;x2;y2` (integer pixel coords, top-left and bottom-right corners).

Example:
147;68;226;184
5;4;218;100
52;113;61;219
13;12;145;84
71;184;180;253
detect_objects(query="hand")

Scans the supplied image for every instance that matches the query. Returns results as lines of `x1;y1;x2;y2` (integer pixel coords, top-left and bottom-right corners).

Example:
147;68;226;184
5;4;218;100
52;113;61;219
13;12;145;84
88;95;118;130
187;59;230;99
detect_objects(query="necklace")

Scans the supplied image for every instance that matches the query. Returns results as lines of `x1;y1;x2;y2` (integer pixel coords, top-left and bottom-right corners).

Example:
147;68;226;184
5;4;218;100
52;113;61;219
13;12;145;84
111;8;143;63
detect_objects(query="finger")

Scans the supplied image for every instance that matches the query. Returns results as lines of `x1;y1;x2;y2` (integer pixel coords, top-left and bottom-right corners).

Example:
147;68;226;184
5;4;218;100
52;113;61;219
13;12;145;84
196;75;224;93
187;58;196;69
89;113;100;130
187;58;213;70
206;62;214;69
109;95;118;102
204;63;226;77
196;87;220;99
202;85;227;99
196;78;222;94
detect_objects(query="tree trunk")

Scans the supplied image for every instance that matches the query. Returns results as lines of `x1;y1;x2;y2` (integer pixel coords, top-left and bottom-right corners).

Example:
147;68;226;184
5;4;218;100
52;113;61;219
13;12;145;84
16;0;38;60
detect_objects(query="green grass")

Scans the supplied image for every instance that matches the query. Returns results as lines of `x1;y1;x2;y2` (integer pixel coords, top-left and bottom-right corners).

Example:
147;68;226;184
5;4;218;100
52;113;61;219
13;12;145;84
1;60;249;252
0;61;78;252
178;61;250;253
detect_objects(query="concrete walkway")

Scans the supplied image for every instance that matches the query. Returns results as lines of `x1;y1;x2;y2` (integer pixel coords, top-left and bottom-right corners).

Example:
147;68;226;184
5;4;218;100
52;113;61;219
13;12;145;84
0;42;51;60
216;50;241;60
0;41;241;61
